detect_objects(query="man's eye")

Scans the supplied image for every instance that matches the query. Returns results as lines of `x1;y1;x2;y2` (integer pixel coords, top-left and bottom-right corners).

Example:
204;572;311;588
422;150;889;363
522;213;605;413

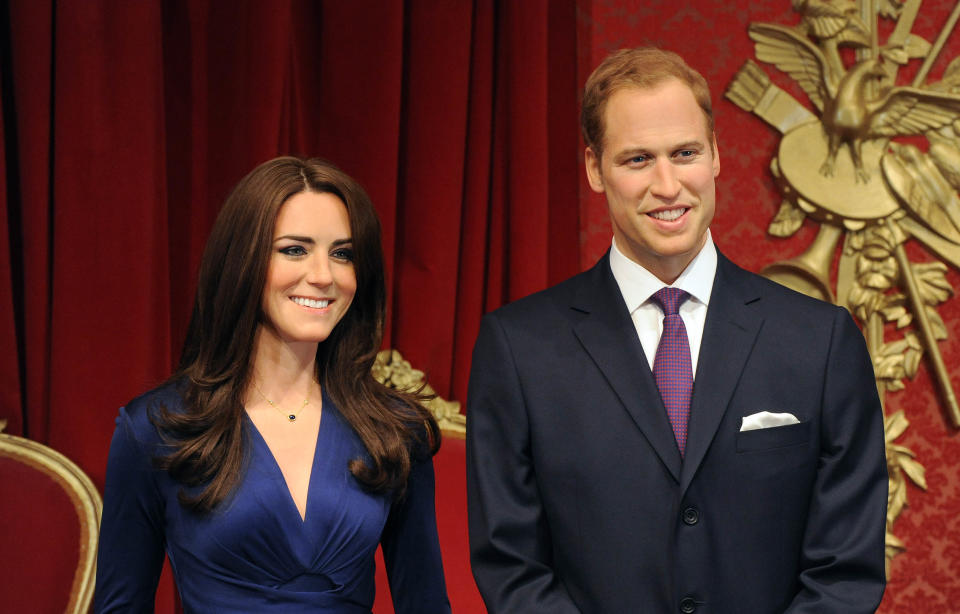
677;150;696;158
628;155;648;164
279;245;307;256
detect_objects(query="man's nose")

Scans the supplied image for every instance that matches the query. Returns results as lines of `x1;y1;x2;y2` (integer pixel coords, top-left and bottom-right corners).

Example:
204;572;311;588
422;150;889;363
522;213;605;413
650;161;681;199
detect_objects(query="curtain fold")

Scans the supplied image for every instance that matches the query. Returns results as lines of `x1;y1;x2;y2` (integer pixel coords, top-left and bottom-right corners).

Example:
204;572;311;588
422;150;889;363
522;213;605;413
390;0;581;401
5;0;53;439
0;48;20;434
48;0;172;470
391;1;475;400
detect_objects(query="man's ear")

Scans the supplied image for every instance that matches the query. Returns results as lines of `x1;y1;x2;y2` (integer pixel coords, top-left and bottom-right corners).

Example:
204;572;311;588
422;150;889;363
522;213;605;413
712;135;720;177
585;147;605;193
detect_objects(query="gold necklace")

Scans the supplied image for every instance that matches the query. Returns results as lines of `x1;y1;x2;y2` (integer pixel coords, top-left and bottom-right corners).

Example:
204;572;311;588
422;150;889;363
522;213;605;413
252;379;310;422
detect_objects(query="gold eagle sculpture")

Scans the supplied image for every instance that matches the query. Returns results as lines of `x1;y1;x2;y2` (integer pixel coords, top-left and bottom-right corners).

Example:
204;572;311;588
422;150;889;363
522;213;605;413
749;21;960;181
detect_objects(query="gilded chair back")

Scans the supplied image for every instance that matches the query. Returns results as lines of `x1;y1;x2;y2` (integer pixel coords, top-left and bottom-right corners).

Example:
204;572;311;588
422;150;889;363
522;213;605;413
0;420;102;613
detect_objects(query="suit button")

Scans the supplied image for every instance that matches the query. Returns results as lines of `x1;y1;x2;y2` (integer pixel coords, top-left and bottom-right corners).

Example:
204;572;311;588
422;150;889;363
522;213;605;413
682;507;699;525
679;597;696;613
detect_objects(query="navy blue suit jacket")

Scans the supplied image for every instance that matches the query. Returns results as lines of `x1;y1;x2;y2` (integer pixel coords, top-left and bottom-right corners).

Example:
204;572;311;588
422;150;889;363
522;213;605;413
466;251;887;613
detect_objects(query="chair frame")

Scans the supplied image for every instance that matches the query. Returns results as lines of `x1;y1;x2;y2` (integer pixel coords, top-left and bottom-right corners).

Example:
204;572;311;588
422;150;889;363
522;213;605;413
0;422;102;614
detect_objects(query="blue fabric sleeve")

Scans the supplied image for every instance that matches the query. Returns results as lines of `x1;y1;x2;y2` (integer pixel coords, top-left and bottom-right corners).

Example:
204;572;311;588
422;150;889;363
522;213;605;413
93;406;167;613
380;457;451;614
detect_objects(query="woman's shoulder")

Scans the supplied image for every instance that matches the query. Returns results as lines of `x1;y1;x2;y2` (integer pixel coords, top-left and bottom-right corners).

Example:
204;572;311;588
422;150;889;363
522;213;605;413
118;378;187;439
125;378;185;415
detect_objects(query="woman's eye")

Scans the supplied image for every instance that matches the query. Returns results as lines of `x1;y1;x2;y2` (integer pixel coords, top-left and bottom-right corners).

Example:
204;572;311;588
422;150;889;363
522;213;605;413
279;245;307;256
332;247;355;262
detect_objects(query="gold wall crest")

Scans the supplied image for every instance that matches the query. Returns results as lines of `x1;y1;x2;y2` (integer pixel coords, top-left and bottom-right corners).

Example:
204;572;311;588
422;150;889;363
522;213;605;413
725;0;960;575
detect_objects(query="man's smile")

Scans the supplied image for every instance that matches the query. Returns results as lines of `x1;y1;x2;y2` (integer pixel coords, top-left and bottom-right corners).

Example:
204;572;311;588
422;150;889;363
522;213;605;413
647;207;689;222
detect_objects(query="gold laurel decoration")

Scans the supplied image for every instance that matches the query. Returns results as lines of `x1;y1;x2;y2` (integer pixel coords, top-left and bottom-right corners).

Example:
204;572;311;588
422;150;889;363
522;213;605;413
372;349;466;438
725;0;960;576
884;409;927;578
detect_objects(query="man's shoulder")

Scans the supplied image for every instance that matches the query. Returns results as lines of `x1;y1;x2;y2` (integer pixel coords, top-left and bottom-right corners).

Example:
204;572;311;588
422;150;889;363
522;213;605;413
719;253;847;322
486;258;605;324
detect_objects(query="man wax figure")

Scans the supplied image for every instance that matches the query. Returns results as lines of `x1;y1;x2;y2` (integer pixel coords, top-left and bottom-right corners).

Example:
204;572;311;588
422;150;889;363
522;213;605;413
466;47;887;614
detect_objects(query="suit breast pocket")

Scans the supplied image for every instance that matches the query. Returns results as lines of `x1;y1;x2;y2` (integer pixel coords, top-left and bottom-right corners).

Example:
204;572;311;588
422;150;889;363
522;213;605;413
736;421;811;453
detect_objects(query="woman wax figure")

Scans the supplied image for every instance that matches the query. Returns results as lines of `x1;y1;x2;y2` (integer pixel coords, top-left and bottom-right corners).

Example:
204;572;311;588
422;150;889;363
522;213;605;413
94;157;451;613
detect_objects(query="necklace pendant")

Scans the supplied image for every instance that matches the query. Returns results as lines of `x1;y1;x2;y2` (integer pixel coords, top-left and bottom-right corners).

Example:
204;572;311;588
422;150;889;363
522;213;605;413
288;414;297;422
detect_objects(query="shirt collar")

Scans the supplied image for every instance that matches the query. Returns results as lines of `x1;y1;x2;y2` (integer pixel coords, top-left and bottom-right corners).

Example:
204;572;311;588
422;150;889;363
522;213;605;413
609;230;717;312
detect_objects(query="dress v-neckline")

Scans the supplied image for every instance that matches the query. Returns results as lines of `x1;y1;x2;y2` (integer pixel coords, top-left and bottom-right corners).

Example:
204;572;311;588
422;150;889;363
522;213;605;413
246;405;324;524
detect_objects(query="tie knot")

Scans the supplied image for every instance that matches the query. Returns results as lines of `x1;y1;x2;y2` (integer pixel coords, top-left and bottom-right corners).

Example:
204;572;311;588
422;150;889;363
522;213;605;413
651;287;689;316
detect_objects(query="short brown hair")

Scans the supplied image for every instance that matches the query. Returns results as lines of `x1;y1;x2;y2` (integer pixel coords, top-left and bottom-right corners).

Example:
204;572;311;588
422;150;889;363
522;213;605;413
581;47;714;159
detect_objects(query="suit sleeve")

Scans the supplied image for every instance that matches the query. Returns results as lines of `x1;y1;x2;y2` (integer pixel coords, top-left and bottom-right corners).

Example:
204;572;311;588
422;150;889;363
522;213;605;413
94;407;167;613
381;456;451;614
467;313;582;614
786;307;888;612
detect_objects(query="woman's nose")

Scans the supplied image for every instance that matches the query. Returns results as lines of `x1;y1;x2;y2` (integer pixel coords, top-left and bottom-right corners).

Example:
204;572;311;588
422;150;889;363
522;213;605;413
306;255;333;286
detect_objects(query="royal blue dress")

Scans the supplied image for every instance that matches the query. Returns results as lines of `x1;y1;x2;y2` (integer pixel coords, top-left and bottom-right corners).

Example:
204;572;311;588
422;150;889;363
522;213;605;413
94;382;450;613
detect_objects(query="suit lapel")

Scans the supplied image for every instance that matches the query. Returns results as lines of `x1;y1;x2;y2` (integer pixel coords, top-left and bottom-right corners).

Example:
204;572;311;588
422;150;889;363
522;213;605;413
571;254;682;483
680;254;763;495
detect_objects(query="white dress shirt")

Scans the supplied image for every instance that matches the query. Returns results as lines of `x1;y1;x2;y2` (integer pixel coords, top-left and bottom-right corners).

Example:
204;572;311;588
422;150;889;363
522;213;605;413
608;231;717;378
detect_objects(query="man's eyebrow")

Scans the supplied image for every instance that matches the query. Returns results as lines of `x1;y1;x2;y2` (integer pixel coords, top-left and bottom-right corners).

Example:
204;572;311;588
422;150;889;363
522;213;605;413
616;140;706;158
673;140;706;150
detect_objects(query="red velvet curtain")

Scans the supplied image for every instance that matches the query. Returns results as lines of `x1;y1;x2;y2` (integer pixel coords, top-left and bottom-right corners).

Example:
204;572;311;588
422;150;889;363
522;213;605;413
1;1;580;611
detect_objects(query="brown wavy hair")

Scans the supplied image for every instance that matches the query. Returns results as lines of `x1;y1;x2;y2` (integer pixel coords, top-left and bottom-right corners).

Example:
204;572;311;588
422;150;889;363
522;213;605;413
154;156;440;512
581;47;714;160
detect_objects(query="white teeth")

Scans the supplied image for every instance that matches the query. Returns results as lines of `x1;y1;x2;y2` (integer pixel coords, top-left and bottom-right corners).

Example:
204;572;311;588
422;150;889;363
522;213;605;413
292;297;330;309
649;208;686;221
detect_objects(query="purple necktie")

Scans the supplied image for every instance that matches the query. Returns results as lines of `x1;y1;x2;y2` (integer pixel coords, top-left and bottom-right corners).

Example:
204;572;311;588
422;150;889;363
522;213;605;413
651;287;693;456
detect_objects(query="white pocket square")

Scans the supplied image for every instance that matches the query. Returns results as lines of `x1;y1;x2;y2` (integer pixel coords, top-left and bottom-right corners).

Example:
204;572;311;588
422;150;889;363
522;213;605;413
740;411;800;432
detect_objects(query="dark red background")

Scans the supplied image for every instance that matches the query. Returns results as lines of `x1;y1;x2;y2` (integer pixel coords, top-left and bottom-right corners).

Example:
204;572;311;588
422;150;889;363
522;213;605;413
2;1;957;612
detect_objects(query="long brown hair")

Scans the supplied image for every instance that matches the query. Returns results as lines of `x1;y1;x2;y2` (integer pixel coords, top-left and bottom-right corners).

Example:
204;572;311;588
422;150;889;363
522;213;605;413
154;156;440;512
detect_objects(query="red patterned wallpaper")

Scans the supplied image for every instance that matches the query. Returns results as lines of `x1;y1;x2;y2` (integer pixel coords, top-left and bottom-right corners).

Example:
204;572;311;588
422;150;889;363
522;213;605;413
578;1;960;610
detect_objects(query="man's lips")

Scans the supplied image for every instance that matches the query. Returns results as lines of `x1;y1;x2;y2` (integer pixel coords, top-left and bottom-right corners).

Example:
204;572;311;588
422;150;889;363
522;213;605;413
646;206;689;222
